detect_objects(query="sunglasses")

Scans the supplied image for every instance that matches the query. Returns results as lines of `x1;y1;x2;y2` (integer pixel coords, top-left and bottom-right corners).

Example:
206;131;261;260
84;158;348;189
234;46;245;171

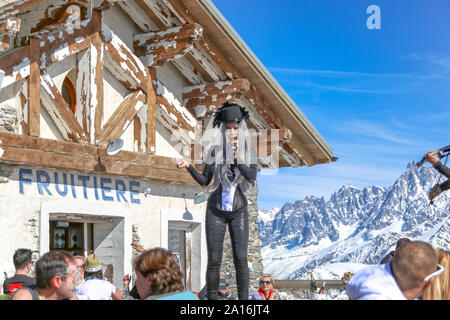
260;281;272;285
424;264;445;282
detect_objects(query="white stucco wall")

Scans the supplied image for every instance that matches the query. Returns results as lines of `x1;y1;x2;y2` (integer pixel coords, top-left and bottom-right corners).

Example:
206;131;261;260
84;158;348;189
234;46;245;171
0;164;207;291
0;2;209;292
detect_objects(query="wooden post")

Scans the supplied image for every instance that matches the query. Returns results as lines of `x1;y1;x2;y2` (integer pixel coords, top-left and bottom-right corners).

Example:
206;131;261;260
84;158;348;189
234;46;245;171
147;68;157;154
91;9;104;144
28;37;40;137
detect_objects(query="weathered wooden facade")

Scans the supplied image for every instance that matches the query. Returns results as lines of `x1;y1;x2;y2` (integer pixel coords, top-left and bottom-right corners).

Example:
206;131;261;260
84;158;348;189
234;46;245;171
0;0;335;294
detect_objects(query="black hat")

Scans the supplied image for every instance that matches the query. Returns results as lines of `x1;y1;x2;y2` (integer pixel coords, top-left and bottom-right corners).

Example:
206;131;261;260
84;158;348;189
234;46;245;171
213;102;249;128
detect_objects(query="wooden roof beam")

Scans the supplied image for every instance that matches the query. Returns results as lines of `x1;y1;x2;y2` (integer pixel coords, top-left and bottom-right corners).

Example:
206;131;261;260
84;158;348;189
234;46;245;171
254;128;292;169
0;17;20;50
116;1;158;32
165;0;243;80
182;78;250;100
185;92;242;119
133;23;203;67
29;1;88;36
100;22;148;93
140;0;186;28
151;69;198;145
0;45;29;89
243;86;314;166
0;0;48;21
39;70;88;143
186;41;228;82
0;132;197;184
96;90;146;145
182;78;250;118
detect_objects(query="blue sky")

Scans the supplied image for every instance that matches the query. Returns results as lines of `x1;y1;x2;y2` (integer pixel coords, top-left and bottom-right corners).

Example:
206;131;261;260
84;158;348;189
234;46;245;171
210;0;450;210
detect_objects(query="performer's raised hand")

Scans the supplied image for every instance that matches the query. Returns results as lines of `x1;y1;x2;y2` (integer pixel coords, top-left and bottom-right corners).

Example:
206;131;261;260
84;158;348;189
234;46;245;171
176;158;190;169
425;151;439;165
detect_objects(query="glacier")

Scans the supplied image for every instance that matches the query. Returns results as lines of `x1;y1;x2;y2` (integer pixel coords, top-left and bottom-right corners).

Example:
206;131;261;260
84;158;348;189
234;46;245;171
258;162;450;280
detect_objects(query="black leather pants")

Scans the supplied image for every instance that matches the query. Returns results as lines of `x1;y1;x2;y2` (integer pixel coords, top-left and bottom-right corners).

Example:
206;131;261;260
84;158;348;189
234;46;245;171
205;205;249;300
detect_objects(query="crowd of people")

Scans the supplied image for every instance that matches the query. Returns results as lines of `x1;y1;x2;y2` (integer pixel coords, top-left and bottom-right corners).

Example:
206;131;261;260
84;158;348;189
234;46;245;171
0;245;199;301
0;151;448;301
1;238;448;301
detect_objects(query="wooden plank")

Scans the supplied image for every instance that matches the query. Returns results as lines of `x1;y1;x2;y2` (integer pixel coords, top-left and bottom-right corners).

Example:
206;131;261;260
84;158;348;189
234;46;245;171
0;46;29;89
96;90;146;144
165;0;243;79
256;129;291;163
133;110;144;153
0;0;48;20
0;132;197;184
117;1;158;32
0;17;21;35
170;56;205;85
27;37;40;137
39;70;88;143
133;23;203;47
134;23;203;67
17;78;28;134
244;87;315;166
0;12;93;87
182;79;250;118
30;1;87;34
76;45;91;141
141;0;184;28
182;78;250;100
90;9;104;144
273;280;343;290
146;68;156;154
152;71;197;135
0;17;20;51
39;18;94;70
186;41;227;82
185;92;242;119
101;22;148;93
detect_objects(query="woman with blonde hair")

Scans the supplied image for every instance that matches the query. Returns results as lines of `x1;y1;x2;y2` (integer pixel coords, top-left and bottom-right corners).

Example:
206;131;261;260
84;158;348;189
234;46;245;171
251;274;279;300
422;248;449;300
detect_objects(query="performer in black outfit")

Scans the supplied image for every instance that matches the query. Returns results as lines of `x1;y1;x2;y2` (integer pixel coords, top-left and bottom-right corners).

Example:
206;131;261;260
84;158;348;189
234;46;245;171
177;102;258;300
425;150;450;202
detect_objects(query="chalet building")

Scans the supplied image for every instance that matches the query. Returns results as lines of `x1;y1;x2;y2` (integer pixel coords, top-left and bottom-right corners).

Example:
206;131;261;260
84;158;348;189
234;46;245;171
0;0;335;294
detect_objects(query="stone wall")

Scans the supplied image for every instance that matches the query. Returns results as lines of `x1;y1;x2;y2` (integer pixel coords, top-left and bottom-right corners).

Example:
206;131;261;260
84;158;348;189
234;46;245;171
0;104;17;133
221;180;264;298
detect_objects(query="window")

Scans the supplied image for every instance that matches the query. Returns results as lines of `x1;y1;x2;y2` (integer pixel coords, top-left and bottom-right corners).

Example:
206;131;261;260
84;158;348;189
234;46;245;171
61;77;76;113
50;221;93;256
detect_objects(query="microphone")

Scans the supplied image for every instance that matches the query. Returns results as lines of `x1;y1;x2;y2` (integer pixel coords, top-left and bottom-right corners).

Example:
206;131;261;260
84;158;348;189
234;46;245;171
232;139;239;161
232;143;237;160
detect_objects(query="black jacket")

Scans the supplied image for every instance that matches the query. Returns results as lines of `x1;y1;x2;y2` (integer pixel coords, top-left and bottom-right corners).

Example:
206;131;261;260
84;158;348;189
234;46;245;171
187;159;257;212
433;162;450;191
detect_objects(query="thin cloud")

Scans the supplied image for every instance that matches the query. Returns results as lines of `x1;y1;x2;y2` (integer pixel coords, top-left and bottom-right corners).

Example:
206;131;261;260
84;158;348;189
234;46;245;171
268;67;450;81
304;82;404;94
331;120;416;145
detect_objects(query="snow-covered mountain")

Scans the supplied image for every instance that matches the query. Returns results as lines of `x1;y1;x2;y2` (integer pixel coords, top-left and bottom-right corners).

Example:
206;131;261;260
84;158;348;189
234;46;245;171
259;162;450;280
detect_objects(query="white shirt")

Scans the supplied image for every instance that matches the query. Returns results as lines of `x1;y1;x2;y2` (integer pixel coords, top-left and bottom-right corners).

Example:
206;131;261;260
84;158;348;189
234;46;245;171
221;166;241;211
345;263;406;300
76;278;116;300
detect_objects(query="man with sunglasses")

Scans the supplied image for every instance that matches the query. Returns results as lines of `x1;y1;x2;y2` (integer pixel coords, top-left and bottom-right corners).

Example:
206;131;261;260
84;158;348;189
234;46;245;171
2;248;36;296
346;241;443;300
11;251;77;300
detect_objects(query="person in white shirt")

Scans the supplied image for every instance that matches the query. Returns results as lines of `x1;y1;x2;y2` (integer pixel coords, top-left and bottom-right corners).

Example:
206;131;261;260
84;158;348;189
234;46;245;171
76;254;123;300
